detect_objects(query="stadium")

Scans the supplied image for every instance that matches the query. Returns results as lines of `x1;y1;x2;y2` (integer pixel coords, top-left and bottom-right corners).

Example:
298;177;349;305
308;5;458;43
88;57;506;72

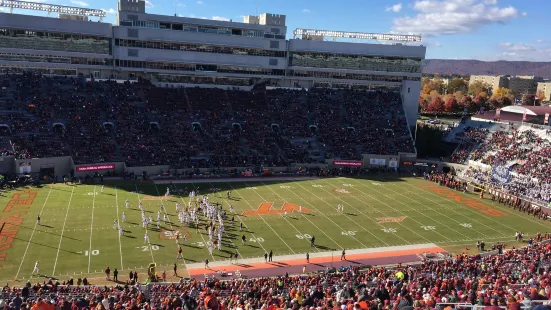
0;0;550;309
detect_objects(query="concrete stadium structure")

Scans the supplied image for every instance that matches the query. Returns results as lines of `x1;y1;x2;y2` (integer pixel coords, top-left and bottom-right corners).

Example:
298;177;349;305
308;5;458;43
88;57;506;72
0;0;425;126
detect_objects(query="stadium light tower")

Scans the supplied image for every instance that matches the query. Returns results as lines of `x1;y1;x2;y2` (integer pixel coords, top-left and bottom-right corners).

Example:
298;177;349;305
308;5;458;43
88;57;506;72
293;28;422;44
0;0;106;19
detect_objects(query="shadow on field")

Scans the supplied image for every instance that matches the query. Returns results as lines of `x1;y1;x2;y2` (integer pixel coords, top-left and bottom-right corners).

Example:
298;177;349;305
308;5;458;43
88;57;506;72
14;237;81;255
19;225;82;241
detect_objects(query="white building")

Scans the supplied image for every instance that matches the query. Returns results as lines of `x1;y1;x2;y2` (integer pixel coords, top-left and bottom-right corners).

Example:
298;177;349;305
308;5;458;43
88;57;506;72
0;0;426;125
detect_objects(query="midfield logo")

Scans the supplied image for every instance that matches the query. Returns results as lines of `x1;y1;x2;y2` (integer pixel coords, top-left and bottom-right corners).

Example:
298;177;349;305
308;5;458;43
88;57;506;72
242;202;312;216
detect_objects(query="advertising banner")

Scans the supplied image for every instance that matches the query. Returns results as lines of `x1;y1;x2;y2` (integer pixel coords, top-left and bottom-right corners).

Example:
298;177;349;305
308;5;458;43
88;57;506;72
333;160;363;167
76;164;115;172
389;158;398;168
369;158;386;166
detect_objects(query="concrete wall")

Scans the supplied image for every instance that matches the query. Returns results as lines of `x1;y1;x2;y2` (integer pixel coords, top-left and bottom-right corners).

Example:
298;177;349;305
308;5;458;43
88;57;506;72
0;156;16;174
13;156;73;176
401;80;421;127
288;39;426;59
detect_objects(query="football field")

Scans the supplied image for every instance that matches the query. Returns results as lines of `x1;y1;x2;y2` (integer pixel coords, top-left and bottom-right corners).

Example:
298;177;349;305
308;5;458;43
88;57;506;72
0;176;547;283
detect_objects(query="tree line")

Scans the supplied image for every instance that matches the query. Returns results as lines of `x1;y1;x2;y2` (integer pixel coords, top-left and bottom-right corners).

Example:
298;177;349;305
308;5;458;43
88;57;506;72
419;77;540;114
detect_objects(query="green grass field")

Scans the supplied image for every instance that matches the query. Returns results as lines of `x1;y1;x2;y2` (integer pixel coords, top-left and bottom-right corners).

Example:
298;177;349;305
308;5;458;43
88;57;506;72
0;176;547;283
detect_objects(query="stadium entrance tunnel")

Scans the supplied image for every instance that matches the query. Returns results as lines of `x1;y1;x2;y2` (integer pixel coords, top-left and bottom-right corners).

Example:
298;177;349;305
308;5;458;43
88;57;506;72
232;123;242;132
150;122;160;131
309;125;317;134
0;124;11;134
192;122;202;132
52;122;65;133
103;122;114;130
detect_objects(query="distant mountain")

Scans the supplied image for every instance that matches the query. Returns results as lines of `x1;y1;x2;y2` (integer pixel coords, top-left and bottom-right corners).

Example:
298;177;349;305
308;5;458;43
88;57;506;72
423;59;551;79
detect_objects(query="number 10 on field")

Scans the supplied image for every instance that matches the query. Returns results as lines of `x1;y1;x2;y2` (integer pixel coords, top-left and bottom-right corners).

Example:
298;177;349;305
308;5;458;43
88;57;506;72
79;250;100;256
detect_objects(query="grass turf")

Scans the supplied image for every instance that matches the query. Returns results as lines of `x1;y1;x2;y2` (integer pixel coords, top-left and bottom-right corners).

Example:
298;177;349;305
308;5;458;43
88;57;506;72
0;176;547;283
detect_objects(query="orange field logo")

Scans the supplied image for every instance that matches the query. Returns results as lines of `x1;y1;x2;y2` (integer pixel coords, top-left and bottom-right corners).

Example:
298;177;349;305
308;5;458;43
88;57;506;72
376;217;406;224
242;202;312;216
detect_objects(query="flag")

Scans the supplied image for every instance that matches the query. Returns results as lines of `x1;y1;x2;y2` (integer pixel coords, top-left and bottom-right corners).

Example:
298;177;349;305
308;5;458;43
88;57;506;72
522;110;527;121
545;113;549;125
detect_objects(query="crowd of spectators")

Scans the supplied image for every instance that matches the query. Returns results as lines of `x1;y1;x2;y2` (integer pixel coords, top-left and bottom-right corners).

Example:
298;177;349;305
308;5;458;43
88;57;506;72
0;73;415;169
453;125;551;205
4;237;551;310
450;128;489;164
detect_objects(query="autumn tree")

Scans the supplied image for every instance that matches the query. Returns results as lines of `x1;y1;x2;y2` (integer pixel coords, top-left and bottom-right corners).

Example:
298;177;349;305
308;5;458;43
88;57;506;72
444;97;459;113
446;78;468;94
430;96;444;112
493;87;514;99
468;81;492;97
421;78;445;95
522;94;539;106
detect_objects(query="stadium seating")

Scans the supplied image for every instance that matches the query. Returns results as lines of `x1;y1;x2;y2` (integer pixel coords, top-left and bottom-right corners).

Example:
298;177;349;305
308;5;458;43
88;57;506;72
451;123;551;205
2;239;551;309
0;72;414;168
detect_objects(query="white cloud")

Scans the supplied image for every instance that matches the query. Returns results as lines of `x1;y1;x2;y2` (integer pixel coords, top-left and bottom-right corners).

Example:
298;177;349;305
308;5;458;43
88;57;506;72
196;0;203;4
536;39;546;43
102;8;116;14
391;0;520;36
71;0;89;6
302;9;310;13
490;42;551;61
177;3;186;7
522;11;527;16
385;3;402;13
211;16;230;21
500;42;535;51
144;0;153;7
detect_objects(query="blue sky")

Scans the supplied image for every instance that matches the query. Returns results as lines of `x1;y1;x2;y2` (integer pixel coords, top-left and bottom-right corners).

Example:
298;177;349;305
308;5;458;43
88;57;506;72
2;0;550;61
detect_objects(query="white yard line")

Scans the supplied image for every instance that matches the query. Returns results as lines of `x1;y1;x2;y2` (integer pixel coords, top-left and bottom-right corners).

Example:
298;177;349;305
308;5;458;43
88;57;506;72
260;181;341;251
291;180;386;247
87;185;96;273
226;182;296;254
313;179;427;244
114;186;124;270
345;178;469;241
152;182;187;264
52;186;75;276
15;187;53;280
134;184;155;262
208;183;268;256
246;182;322;252
406;179;549;233
376;180;498;237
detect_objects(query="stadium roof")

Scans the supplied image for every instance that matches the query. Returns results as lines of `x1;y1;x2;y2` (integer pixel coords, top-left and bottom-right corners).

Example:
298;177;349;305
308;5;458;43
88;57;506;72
500;105;551;116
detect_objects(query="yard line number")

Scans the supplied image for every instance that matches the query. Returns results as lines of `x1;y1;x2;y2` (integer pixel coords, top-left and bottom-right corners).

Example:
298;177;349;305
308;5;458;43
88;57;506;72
138;245;160;251
460;223;472;228
382;228;397;233
421;226;436;231
341;231;357;236
83;250;100;256
296;233;312;239
246;187;258;190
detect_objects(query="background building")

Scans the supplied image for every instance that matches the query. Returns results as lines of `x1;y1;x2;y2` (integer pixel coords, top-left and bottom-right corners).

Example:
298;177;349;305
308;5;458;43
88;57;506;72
537;81;551;102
